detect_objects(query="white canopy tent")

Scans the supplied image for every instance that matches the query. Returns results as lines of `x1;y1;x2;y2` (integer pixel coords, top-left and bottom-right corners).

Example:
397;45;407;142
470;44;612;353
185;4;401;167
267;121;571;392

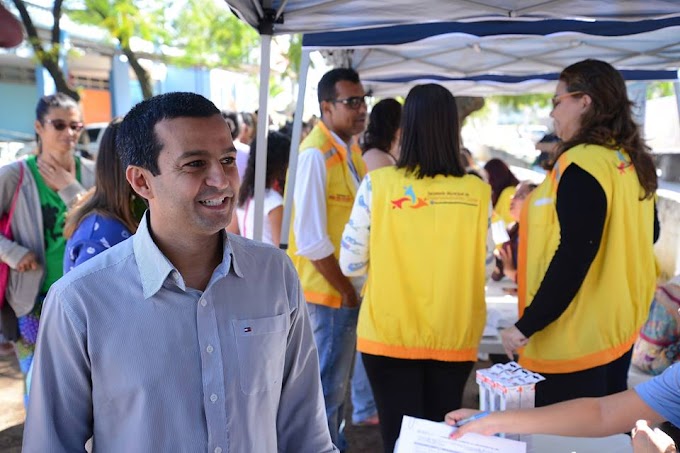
222;0;680;243
305;18;680;80
361;70;680;98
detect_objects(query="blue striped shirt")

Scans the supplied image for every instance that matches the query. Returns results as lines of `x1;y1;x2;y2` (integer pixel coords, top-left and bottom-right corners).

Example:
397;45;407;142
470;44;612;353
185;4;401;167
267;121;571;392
24;214;336;453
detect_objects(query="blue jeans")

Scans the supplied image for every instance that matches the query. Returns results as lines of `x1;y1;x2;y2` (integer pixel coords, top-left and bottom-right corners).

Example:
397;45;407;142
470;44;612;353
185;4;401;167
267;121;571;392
351;351;377;423
307;303;359;451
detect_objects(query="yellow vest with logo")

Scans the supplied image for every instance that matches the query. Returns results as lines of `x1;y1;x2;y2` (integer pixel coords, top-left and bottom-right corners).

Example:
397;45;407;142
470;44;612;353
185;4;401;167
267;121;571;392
518;144;656;373
287;122;367;308
357;167;491;361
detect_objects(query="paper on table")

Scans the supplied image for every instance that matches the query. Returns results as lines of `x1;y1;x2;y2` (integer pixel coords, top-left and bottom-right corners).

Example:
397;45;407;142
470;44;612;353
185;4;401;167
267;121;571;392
396;416;526;453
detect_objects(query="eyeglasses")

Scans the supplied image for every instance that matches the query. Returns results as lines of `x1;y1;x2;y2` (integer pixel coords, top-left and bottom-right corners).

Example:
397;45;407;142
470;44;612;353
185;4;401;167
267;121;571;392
329;95;369;110
45;119;84;132
551;91;583;108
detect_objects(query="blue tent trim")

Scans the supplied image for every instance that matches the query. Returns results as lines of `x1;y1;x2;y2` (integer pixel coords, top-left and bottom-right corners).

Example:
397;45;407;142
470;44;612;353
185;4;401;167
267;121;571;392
366;70;679;84
303;17;680;47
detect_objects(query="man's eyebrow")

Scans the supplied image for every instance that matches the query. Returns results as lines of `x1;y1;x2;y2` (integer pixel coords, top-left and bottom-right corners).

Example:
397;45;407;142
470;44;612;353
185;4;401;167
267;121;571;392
177;147;237;160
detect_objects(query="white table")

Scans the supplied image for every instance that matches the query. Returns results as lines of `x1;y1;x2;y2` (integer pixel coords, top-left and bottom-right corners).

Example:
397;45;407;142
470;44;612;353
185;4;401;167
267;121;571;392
527;433;632;453
481;279;519;355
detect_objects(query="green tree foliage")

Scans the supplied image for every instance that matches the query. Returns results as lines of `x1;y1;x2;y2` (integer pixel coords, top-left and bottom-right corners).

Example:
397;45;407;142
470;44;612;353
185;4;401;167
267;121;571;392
171;0;259;69
12;0;80;100
490;93;552;110
67;0;167;99
283;34;303;80
647;81;675;100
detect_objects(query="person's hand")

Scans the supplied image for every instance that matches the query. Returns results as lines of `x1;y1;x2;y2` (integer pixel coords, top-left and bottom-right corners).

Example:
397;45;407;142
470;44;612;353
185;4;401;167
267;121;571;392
632;420;677;453
445;409;495;439
341;287;359;308
38;154;76;191
500;325;528;360
16;251;39;272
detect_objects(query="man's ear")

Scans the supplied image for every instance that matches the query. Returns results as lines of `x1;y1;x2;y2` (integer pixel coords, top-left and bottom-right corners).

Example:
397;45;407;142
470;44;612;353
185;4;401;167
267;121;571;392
126;166;154;201
320;100;332;119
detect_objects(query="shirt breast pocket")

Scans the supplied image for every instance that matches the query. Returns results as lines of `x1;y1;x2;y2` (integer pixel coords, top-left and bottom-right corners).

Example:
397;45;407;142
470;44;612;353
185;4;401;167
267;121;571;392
232;313;289;395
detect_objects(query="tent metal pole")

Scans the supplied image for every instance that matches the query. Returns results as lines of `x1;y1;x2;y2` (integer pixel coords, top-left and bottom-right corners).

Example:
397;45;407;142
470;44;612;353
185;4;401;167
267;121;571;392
280;49;311;250
252;33;272;242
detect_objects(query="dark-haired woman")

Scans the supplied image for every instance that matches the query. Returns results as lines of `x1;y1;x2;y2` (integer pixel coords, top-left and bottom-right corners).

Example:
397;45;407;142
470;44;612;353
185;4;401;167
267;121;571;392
0;93;94;396
361;98;402;172
350;98;402;428
235;131;290;246
484;158;519;226
339;84;494;453
64;118;139;272
501;59;660;407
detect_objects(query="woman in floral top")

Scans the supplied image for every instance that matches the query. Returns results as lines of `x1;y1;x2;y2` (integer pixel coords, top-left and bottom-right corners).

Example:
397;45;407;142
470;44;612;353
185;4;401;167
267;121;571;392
64;118;139;272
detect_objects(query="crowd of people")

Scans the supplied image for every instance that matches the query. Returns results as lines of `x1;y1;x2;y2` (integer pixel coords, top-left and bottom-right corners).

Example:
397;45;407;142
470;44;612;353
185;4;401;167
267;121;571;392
0;58;676;453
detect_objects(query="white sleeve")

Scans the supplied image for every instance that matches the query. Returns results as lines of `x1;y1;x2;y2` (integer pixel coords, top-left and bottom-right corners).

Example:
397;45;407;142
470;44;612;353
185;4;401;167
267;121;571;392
293;149;335;260
339;175;371;277
264;189;283;215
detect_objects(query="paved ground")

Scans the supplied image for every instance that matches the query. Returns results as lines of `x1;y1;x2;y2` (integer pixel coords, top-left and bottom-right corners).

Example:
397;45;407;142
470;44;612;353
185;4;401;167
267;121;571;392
0;353;23;453
0;352;486;452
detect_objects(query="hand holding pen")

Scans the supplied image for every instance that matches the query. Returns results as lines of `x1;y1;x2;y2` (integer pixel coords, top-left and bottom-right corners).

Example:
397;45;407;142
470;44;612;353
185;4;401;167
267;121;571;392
445;410;493;439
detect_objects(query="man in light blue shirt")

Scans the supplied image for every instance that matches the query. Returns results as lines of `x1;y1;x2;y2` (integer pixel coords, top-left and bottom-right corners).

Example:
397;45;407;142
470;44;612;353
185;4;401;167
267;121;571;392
23;92;336;453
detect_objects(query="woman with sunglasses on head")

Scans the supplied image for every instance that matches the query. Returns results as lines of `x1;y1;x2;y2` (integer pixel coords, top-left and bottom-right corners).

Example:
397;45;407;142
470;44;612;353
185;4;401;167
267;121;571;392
339;83;494;453
500;59;660;407
0;93;95;400
63;118;139;273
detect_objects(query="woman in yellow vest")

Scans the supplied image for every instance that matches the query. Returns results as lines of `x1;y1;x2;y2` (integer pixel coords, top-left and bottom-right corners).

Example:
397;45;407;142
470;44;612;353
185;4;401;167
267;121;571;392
339;83;493;453
502;59;659;407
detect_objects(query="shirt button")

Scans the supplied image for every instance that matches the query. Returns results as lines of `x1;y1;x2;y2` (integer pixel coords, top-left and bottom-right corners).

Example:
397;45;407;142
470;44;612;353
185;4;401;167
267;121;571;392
210;393;218;403
200;299;207;307
214;448;222;453
206;345;214;354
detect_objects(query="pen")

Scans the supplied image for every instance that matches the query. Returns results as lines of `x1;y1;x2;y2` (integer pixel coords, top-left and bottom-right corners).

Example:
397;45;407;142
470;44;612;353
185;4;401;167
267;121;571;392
455;411;490;427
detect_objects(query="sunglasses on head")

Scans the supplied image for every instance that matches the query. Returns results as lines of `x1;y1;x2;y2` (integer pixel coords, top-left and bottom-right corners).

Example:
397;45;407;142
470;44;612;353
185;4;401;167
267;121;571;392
328;95;369;110
45;118;84;132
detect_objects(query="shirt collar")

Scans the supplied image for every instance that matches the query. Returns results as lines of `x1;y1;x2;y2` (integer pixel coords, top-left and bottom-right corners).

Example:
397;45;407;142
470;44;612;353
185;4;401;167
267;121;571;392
319;120;353;150
133;212;243;299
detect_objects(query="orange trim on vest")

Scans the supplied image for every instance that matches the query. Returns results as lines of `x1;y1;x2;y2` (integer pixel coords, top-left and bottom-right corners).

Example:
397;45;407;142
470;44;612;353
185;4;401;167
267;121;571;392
517;190;530;315
357;337;478;362
518;331;639;374
304;291;342;308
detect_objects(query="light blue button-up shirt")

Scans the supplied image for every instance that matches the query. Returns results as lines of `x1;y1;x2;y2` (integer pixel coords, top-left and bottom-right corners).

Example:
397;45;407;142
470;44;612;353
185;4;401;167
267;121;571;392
24;214;336;453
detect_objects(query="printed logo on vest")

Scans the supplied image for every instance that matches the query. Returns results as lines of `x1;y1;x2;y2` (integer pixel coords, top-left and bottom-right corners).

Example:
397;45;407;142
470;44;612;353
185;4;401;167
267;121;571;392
391;185;428;209
329;193;353;203
615;150;633;174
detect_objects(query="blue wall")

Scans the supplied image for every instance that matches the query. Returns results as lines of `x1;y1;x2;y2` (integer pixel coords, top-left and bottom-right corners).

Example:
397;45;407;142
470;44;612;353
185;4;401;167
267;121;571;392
164;67;211;98
0;82;38;137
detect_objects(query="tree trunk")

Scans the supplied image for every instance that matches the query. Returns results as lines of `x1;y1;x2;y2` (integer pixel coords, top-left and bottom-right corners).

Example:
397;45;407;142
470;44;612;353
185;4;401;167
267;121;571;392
122;45;154;100
12;0;79;101
457;96;485;125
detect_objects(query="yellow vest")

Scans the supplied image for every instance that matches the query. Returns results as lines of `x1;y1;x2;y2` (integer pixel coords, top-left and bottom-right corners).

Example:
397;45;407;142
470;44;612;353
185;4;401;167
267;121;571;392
287;122;367;308
518;144;656;373
357;167;491;361
494;186;516;226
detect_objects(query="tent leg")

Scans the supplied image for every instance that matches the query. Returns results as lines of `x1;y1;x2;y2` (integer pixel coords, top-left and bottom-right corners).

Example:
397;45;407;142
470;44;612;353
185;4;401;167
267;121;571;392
252;34;272;242
280;50;311;250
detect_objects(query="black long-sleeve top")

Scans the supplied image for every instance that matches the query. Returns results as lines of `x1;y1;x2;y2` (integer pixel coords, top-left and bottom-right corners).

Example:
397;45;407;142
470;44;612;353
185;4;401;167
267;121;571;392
515;164;660;338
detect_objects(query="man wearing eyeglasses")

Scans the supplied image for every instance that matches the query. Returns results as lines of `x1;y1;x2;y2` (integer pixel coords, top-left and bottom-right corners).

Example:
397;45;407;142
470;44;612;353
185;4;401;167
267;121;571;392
287;67;368;451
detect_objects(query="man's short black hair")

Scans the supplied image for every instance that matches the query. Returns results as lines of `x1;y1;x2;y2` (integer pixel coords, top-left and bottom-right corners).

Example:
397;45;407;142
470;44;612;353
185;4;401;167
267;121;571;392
117;92;221;176
317;68;361;104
